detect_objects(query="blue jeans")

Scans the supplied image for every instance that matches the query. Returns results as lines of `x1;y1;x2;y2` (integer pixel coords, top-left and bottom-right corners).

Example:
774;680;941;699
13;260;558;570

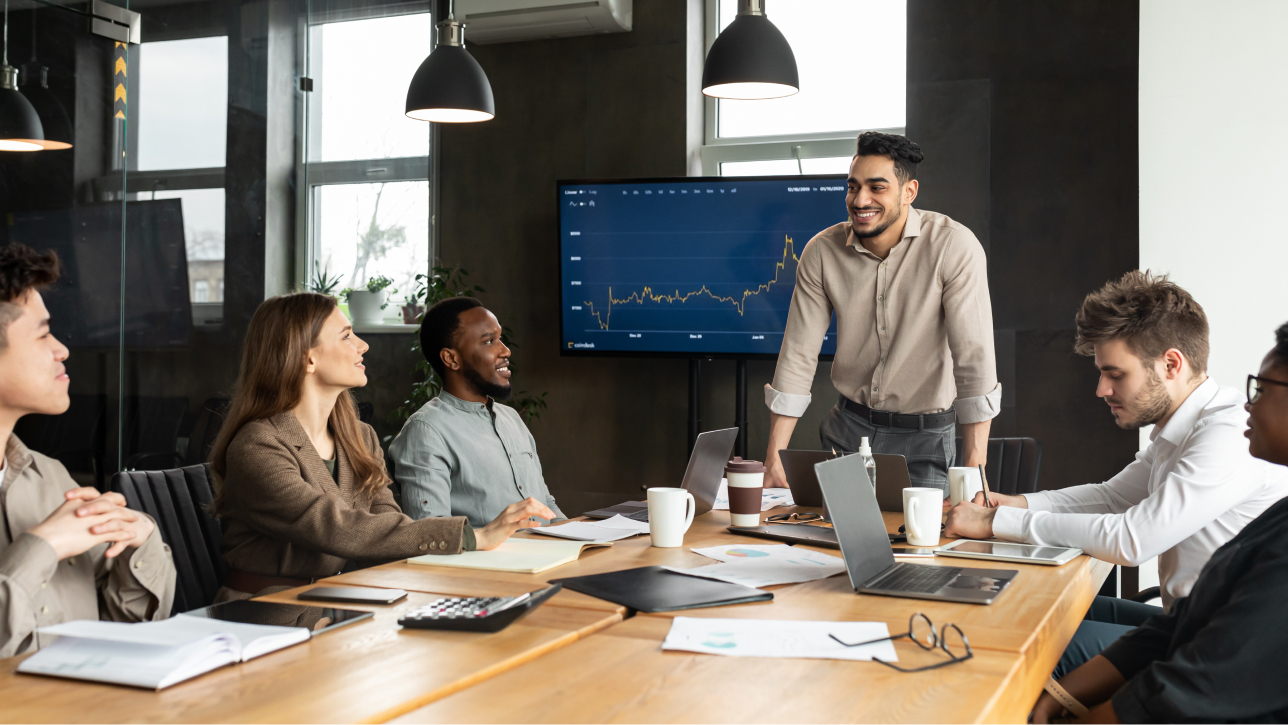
1052;596;1164;678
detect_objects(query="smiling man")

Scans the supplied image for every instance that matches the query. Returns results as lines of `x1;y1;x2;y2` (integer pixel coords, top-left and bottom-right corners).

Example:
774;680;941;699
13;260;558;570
944;271;1288;678
765;132;1000;494
390;297;565;526
0;244;174;657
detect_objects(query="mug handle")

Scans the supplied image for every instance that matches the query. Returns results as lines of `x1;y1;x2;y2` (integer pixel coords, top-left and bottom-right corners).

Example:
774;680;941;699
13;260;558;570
906;497;921;542
681;491;696;533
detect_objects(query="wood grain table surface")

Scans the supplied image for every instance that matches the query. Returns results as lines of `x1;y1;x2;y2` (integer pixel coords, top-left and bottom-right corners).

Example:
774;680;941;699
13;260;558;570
0;589;621;724
389;615;1031;724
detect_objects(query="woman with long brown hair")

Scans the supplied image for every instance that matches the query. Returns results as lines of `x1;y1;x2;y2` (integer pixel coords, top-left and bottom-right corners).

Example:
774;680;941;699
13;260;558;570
210;293;553;599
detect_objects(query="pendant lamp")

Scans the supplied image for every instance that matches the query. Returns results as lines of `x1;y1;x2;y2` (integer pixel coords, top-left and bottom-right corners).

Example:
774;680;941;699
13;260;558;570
0;0;53;151
701;0;799;100
405;0;494;123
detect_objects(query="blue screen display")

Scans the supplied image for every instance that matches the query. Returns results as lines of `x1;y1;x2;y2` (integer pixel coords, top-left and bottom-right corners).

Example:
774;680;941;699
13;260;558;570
559;176;843;356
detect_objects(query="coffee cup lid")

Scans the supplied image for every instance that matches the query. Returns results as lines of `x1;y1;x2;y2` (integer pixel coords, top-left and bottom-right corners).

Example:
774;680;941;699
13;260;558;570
725;456;766;474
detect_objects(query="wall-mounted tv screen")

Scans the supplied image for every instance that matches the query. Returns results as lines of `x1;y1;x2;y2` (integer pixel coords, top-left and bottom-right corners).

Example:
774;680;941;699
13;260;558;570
559;175;843;358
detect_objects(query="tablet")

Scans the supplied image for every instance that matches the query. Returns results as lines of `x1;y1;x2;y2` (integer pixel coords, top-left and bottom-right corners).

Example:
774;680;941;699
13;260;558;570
935;539;1082;566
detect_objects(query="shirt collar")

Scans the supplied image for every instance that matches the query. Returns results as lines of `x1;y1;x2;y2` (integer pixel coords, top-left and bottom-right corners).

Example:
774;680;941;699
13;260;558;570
2;434;35;488
438;390;494;414
846;206;922;256
1151;377;1219;445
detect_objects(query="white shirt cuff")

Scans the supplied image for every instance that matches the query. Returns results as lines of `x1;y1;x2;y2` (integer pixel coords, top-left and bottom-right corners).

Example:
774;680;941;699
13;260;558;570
765;384;811;417
991;504;1031;542
954;383;1003;424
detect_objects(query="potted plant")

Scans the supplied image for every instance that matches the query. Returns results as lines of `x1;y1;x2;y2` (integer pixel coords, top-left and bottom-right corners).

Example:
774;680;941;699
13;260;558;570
401;273;429;324
347;275;396;326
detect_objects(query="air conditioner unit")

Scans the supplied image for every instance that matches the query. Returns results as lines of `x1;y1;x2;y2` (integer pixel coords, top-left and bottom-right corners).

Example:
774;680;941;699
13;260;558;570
455;0;632;44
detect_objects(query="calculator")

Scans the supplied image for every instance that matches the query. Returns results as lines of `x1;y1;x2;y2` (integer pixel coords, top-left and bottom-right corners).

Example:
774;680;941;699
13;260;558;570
397;584;562;633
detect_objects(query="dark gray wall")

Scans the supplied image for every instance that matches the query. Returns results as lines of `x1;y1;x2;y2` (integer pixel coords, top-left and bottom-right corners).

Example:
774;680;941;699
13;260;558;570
908;0;1141;488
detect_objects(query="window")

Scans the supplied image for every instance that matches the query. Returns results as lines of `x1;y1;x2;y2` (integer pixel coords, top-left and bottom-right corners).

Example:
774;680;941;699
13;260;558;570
299;12;435;317
131;36;228;318
702;0;906;176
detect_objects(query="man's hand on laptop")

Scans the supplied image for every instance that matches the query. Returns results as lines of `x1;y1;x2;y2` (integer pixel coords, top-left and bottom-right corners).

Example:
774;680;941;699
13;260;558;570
943;501;998;540
475;498;557;551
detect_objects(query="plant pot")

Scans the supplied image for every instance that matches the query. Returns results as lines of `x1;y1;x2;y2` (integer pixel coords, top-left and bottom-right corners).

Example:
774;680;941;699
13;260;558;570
347;290;386;325
401;303;425;325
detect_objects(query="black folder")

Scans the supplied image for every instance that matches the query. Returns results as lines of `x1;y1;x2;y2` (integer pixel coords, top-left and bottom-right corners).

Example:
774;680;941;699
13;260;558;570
551;565;773;613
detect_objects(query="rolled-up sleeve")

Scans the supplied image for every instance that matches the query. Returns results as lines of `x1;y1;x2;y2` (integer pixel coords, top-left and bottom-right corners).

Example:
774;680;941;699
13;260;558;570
769;237;833;415
941;230;999;424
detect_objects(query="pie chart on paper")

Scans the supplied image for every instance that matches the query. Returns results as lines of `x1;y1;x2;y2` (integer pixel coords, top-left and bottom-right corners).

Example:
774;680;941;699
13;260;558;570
724;548;769;558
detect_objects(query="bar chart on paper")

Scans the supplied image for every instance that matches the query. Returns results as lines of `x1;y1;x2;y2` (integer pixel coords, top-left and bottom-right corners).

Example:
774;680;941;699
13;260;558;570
559;176;843;356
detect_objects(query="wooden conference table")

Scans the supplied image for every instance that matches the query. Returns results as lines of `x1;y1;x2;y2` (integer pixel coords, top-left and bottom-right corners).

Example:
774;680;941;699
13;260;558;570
0;506;1110;724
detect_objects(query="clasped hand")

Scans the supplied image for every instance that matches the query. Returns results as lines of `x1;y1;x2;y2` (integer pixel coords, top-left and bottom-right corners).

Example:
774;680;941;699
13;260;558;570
29;487;155;560
943;491;1028;539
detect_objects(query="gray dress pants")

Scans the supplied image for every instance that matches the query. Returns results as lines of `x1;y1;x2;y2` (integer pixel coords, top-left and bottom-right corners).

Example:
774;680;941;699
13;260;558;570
819;397;955;497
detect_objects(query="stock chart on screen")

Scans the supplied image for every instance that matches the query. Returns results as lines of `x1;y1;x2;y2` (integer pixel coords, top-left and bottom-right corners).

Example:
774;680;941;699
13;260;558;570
559;176;844;357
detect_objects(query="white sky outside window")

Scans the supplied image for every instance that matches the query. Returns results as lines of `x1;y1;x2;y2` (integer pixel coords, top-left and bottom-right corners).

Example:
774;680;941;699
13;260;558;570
715;0;906;138
310;15;433;162
136;37;228;170
153;189;225;262
316;182;430;300
721;155;852;176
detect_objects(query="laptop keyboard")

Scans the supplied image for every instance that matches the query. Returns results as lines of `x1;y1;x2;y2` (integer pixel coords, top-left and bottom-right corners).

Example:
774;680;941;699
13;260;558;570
868;564;961;594
624;509;650;523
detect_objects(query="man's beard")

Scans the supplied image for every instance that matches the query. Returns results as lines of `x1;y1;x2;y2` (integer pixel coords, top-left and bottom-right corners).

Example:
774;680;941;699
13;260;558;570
463;364;513;401
851;205;903;239
1112;366;1171;430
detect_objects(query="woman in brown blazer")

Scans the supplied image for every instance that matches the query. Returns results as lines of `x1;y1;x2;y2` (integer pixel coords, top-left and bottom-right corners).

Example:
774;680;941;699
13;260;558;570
210;293;553;599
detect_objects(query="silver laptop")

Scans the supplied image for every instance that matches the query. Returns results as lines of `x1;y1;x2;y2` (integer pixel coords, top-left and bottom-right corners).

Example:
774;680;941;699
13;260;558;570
816;453;1017;605
583;428;739;522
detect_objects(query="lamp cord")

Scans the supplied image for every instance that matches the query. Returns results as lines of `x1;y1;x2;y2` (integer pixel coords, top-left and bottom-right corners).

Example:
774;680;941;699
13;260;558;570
4;0;10;67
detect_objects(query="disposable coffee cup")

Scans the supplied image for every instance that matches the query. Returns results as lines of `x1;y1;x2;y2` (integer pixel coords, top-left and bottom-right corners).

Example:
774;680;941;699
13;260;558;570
725;457;766;527
948;467;984;506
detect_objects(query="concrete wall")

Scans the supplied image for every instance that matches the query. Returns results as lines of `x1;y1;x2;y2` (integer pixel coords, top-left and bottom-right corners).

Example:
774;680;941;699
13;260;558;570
907;0;1142;490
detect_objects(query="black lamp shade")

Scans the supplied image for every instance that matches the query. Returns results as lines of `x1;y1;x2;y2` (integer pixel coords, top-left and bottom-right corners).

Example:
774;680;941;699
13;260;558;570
405;44;495;123
0;85;47;151
702;14;799;100
20;65;73;149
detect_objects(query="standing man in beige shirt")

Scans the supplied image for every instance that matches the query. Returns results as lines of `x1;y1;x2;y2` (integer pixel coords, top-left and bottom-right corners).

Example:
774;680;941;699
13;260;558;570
0;244;175;658
765;132;1000;494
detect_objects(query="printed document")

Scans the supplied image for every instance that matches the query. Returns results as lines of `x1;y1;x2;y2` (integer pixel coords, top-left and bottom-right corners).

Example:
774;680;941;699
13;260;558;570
664;544;845;587
529;515;651;542
662;617;897;662
713;480;795;511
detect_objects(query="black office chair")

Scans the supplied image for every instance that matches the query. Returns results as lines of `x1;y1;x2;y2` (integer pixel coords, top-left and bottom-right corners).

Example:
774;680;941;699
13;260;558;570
953;437;1043;496
112;464;225;614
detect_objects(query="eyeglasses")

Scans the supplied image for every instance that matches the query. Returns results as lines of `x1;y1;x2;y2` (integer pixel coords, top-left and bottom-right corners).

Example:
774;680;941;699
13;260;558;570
1249;374;1288;405
829;613;973;673
765;512;824;523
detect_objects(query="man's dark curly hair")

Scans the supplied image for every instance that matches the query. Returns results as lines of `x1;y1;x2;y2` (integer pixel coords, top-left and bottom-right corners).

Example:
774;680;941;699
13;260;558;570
1274;321;1288;367
0;244;60;348
419;296;485;378
855;131;925;186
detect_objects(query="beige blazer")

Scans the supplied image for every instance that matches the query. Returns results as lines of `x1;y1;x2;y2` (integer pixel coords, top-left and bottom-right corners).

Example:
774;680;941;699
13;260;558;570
217;412;467;589
0;435;175;658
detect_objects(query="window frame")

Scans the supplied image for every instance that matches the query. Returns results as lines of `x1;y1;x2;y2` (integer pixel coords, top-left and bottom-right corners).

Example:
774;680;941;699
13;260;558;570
294;8;439;320
699;0;905;176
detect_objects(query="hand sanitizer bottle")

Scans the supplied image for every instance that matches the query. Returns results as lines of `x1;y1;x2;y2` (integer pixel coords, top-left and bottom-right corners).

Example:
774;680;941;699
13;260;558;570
859;437;876;492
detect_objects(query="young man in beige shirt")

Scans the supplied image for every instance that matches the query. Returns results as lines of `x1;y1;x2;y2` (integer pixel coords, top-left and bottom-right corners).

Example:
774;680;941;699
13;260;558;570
0;244;175;658
765;132;1000;494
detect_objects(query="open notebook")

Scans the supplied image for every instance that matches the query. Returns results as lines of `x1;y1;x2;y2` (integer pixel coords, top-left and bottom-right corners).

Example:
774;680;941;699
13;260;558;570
409;538;610;574
18;614;311;690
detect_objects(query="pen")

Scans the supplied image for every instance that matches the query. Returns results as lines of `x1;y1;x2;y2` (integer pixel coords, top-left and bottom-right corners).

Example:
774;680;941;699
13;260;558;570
978;463;992;508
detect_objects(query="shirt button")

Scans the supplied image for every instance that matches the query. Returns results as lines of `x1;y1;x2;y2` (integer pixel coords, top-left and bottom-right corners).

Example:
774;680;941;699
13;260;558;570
418;543;428;551
40;582;47;590
133;560;143;569
40;606;48;615
438;541;447;550
880;327;886;332
878;295;884;301
873;387;879;392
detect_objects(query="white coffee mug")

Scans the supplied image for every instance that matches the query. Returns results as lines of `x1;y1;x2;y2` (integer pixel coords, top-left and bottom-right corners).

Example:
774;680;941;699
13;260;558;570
903;487;943;547
948;467;984;506
648;487;695;548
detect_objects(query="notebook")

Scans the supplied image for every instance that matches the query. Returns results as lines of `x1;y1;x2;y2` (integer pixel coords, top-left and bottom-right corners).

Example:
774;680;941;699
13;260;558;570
408;538;611;574
18;614;312;690
528;515;651;542
551;565;773;613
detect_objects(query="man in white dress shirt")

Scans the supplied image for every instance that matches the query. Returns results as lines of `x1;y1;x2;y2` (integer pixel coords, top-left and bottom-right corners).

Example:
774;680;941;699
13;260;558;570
944;270;1288;676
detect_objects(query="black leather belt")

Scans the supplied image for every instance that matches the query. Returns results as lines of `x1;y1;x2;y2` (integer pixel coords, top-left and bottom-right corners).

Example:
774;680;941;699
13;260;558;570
841;396;955;430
